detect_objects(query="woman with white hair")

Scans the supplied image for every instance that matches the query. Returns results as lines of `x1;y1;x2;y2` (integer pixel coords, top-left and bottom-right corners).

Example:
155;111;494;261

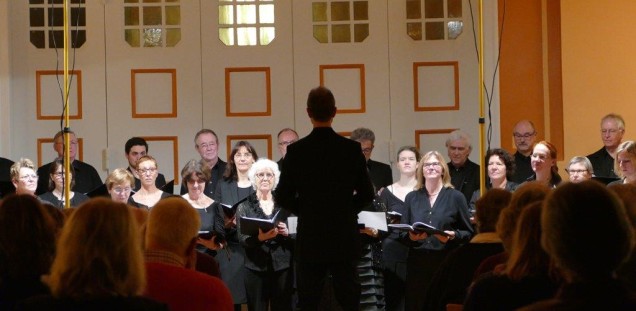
235;158;293;311
565;156;594;183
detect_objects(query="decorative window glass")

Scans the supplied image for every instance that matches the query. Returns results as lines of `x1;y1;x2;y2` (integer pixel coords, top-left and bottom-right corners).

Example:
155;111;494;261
312;1;369;43
124;0;181;47
405;0;463;41
29;0;87;49
218;0;275;46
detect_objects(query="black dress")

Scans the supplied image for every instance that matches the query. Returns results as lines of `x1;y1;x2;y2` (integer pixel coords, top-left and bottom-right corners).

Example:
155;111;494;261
37;191;90;208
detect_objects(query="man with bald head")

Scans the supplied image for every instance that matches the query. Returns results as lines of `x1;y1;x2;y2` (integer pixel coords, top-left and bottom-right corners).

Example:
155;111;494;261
144;197;232;311
510;120;537;183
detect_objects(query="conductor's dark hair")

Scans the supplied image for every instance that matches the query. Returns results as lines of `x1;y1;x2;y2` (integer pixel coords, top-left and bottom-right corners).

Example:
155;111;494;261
306;86;336;122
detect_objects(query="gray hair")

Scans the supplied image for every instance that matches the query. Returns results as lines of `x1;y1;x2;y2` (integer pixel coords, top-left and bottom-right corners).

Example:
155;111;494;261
445;130;472;151
248;158;280;190
350;128;375;143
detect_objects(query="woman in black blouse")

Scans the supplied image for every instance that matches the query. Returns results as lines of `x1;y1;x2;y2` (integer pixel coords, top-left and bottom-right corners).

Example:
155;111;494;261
38;159;89;208
400;150;473;311
236;158;292;311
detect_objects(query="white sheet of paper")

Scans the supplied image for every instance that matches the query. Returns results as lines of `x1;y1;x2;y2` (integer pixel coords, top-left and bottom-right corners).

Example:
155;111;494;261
357;211;388;232
287;216;298;234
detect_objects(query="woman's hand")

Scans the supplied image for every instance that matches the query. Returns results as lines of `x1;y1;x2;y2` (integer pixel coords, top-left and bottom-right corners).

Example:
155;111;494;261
434;231;456;244
277;222;289;237
197;235;223;250
408;230;428;241
258;227;278;241
360;227;379;237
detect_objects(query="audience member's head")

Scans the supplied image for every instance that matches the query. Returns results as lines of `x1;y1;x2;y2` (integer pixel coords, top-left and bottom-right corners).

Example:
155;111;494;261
306;86;336;123
47;198;145;297
474;188;511;233
105;168;135;203
542;181;634;281
565;156;593;183
10;158;38;196
0;194;56;283
496;182;550;251
608;184;636;229
145;197;200;267
505;201;553;281
445;130;472;168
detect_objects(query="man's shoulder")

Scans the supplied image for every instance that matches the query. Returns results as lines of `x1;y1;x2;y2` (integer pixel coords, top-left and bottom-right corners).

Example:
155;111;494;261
72;160;99;171
587;147;608;159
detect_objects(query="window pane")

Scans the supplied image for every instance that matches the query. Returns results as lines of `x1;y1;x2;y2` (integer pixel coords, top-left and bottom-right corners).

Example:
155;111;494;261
448;0;462;18
48;30;63;48
406;0;421;19
237;27;257;46
219;5;234;25
331;2;350;21
260;26;275;45
30;8;45;27
353;1;368;21
219;28;234;45
312;2;327;22
332;24;351;42
70;7;86;26
166;28;180;46
48;7;64;27
425;21;444;40
71;30;86;48
143;28;163;47
236;5;256;24
30;30;45;48
424;0;443;18
313;25;328;43
407;22;422;40
124;0;139;3
448;20;463;39
143;6;162;26
165;6;180;25
125;7;139;26
143;0;161;2
125;29;140;47
354;23;368;42
30;0;45;4
260;4;274;24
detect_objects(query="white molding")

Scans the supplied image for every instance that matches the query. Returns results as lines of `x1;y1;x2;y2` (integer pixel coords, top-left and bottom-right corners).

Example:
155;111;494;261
0;0;12;156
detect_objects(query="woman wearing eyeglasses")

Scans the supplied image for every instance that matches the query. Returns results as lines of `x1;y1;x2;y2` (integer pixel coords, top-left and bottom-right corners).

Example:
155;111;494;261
9;158;39;197
235;158;292;311
610;140;636;186
566;156;594;183
38;159;89;208
106;168;135;204
130;155;171;209
527;141;562;188
399;151;473;311
213;141;259;310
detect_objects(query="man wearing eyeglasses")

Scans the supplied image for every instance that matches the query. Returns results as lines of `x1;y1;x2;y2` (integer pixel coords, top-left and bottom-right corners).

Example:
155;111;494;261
276;128;299;171
180;129;227;197
350;127;393;191
510;120;537;183
586;113;624;179
125;137;166;191
36;130;102;195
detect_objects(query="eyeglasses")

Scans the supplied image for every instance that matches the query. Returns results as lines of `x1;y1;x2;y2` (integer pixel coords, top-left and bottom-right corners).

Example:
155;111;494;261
19;174;38;181
513;132;536;139
423;162;441;168
601;129;622;135
256;172;274;180
279;140;297;146
198;142;216;149
113;187;132;194
53;172;65;178
138;168;157;175
566;169;588;175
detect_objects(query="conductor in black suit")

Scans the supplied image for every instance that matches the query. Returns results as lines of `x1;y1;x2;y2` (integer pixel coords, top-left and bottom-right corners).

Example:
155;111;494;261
275;86;375;311
350;127;393;191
